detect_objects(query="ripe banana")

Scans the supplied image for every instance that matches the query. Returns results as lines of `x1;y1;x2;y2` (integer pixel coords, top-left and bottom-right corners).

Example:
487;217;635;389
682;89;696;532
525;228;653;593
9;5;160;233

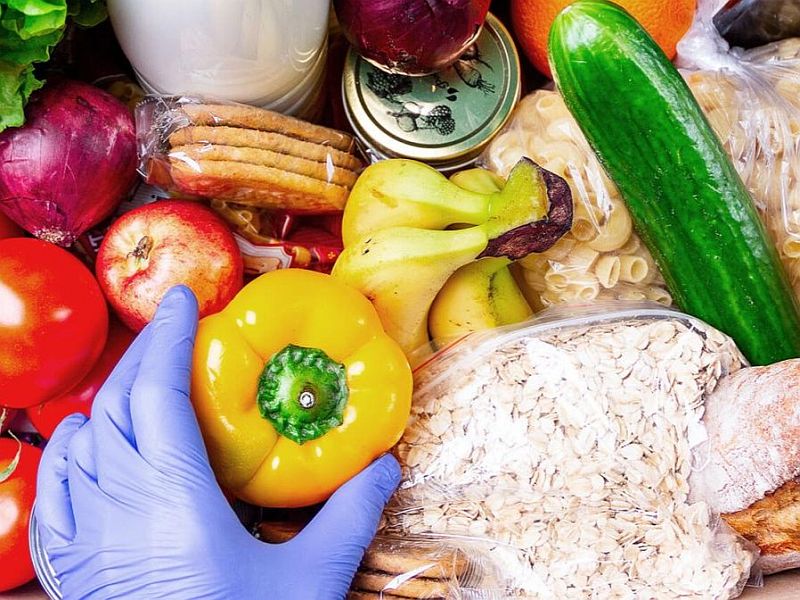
334;158;573;360
428;170;534;341
341;160;491;247
332;225;490;358
342;158;550;247
428;257;533;341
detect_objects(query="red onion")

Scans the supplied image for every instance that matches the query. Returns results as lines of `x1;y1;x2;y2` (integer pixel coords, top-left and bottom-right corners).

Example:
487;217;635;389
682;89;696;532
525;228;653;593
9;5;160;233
0;80;137;247
334;0;491;75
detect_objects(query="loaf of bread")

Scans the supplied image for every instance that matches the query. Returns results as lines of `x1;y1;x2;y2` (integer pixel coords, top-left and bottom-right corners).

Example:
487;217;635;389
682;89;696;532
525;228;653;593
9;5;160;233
723;480;800;574
690;359;800;573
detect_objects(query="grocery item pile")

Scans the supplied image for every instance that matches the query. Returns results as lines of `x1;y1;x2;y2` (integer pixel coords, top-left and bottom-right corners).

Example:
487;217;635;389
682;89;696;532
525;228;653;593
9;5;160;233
1;0;800;598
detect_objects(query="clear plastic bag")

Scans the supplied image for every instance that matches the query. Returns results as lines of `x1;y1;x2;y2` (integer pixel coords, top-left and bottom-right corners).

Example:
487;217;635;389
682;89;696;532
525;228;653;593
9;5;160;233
387;303;759;598
678;0;800;301
135;95;364;215
483;3;800;311
257;521;507;599
481;91;671;310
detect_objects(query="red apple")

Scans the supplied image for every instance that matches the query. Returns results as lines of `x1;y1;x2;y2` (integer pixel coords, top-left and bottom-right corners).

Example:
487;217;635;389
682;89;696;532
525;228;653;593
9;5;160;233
96;200;243;331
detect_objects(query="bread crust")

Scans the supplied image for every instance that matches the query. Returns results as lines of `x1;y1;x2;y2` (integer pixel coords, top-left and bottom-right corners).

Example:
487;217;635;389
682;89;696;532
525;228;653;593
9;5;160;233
724;480;800;574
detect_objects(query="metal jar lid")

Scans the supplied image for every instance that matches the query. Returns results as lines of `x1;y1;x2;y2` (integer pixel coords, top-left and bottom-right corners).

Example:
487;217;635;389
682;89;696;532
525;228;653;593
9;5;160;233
342;13;521;171
29;509;62;599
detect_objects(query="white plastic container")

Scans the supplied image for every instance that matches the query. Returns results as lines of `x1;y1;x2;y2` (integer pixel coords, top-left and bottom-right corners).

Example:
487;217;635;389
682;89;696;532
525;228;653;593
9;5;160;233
107;0;329;116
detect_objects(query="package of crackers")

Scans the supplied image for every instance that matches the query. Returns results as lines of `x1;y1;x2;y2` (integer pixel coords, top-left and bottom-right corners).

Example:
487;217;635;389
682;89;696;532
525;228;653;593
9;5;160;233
257;521;509;599
136;96;365;214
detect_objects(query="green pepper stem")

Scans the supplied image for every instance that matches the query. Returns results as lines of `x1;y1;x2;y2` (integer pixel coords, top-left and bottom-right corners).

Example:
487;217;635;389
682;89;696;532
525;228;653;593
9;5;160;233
257;345;348;445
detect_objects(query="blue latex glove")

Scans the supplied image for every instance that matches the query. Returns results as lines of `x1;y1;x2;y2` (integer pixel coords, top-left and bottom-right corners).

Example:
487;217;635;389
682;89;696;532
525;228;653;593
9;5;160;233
35;286;401;600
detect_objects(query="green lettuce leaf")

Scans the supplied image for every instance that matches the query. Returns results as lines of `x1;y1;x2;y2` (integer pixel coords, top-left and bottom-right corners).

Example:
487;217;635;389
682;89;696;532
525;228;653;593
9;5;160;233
0;60;42;129
0;0;106;132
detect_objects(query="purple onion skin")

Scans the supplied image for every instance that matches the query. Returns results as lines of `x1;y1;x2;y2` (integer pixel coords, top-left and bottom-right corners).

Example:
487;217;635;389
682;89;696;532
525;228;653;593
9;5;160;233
335;0;492;75
0;80;137;247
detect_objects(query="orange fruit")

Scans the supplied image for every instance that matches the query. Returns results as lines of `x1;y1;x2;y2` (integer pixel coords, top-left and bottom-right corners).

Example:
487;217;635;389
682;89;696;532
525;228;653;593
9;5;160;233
511;0;697;78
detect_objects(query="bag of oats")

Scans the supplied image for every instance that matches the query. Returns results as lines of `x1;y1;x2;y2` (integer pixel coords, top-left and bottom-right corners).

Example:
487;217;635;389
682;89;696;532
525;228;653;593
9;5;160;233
387;303;759;599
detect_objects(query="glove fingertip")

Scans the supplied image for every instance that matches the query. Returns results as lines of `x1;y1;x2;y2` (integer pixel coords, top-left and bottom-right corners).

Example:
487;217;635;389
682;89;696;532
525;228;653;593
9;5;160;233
368;454;401;501
158;285;198;315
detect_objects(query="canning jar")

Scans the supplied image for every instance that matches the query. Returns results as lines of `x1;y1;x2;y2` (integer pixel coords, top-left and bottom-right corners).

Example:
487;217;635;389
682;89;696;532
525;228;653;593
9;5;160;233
342;13;520;172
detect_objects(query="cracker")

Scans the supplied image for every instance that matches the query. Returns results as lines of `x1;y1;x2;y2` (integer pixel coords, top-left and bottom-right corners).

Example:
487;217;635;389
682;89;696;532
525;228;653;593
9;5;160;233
257;521;469;579
181;103;355;152
170;144;358;188
169;126;363;172
347;593;435;600
351;572;449;598
347;593;442;600
170;158;348;213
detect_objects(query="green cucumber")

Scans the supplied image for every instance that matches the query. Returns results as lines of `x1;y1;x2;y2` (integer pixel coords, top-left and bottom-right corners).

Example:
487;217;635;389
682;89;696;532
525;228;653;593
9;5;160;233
548;0;800;365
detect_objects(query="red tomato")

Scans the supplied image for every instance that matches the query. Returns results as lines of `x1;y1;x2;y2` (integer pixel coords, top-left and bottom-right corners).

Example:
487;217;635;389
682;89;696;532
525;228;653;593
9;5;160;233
0;439;42;592
0;238;108;408
28;319;135;438
0;211;23;240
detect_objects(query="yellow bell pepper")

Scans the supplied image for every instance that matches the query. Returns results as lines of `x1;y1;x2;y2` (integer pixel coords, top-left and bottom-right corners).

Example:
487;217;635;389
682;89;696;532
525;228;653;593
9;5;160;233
191;269;413;508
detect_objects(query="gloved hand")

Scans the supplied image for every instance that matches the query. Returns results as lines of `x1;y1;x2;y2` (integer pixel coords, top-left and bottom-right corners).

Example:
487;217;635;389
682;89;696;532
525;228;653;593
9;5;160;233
35;286;401;600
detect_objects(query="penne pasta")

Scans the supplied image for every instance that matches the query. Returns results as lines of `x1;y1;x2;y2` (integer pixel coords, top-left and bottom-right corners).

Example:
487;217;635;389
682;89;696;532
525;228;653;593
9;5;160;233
564;280;601;302
545;118;582;144
541;236;577;262
645;286;673;306
571;218;598;242
519;252;552;272
618;289;647;302
563;245;599;271
544;269;571;291
534;90;572;121
534;141;580;173
618;235;641;256
588;202;633;252
594;256;621;289
619;255;649;283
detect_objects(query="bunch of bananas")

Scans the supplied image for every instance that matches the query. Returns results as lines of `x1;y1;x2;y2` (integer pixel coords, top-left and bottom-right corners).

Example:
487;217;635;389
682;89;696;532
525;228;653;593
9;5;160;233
332;158;573;362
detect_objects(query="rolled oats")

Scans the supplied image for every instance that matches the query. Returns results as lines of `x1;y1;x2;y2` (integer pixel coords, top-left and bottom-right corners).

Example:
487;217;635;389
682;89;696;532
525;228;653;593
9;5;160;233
386;307;756;599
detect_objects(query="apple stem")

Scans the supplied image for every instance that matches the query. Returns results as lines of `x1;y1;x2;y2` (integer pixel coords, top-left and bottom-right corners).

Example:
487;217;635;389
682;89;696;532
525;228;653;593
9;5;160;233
129;236;153;262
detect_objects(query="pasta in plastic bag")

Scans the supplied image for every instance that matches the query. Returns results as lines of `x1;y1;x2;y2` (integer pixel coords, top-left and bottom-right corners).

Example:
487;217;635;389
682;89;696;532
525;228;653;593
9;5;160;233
482;90;671;310
387;304;759;598
484;0;800;309
678;0;800;300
